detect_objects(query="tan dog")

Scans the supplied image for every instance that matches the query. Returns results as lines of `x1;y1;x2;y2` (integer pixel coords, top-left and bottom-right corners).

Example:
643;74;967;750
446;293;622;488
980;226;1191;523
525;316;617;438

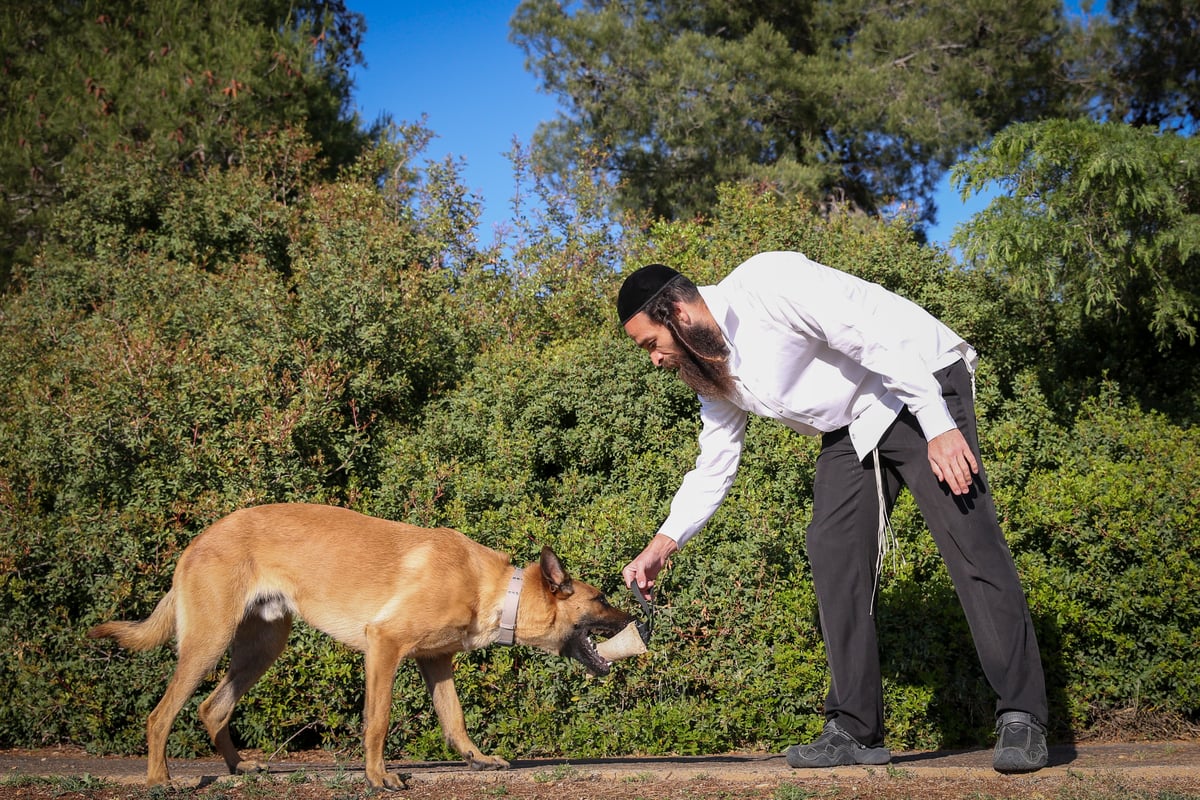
87;503;633;789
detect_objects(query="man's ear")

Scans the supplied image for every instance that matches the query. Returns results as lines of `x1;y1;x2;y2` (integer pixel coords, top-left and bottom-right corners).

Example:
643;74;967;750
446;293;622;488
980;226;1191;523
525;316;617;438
673;301;692;326
539;546;574;597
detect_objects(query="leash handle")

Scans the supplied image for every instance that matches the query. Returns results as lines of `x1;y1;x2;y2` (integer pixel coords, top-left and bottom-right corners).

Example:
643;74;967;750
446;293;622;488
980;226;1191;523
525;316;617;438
630;582;656;638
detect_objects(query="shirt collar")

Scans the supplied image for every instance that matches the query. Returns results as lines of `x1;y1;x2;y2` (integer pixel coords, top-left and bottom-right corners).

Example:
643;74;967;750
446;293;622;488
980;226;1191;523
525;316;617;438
698;284;739;341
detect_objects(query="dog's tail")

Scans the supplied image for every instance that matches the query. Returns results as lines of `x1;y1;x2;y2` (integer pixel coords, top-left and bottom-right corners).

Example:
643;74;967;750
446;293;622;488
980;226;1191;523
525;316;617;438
87;590;177;651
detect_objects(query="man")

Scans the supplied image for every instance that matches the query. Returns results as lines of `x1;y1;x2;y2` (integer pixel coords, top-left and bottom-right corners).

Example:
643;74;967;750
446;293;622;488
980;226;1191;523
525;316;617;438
616;253;1048;773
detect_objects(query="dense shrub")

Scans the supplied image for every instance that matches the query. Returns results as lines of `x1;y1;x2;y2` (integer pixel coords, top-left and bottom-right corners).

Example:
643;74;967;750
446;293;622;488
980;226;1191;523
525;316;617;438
1006;388;1200;728
0;164;1195;761
0;128;483;751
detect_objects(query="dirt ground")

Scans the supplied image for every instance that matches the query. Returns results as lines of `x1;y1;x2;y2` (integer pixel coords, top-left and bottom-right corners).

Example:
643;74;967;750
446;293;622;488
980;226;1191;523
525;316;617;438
3;740;1199;799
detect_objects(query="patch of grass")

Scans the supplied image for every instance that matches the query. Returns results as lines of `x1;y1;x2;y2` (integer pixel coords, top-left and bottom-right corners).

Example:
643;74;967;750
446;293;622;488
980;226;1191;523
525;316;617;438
0;773;116;794
145;782;176;800
533;763;581;782
285;768;313;784
774;783;817;800
1048;775;1200;800
624;771;657;783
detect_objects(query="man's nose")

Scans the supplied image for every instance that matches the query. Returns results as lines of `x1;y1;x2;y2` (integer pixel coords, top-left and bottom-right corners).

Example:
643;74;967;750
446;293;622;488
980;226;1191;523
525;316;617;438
650;351;665;367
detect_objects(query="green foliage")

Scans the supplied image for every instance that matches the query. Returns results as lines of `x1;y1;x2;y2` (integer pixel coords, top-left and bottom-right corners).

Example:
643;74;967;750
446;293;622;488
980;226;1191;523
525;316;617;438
458;140;635;348
1094;0;1200;131
0;0;369;287
956;120;1200;347
0;125;483;752
1007;388;1200;725
511;0;1070;223
952;119;1200;419
0;131;1196;763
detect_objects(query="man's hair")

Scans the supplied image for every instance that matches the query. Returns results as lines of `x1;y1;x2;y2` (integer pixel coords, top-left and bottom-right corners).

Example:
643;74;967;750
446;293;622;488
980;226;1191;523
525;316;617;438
640;275;700;326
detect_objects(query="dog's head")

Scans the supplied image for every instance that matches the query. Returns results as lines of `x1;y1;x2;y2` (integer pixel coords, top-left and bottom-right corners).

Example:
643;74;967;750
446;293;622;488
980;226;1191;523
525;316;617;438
518;547;635;677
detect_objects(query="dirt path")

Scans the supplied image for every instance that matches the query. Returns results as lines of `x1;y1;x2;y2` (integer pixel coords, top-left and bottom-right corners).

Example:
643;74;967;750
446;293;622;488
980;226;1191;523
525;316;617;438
3;741;1199;798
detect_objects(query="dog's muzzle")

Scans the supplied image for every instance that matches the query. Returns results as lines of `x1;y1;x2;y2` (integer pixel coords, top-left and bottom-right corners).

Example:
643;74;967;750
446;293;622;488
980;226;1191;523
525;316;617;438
579;584;654;675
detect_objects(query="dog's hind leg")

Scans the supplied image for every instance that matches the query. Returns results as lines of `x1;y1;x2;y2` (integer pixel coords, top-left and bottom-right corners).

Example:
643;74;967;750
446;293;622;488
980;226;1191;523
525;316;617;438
145;634;233;786
417;655;509;771
198;613;292;776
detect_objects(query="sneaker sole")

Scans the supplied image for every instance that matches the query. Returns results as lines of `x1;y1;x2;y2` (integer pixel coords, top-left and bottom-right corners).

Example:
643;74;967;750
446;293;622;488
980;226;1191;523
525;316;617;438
785;746;892;768
994;755;1047;774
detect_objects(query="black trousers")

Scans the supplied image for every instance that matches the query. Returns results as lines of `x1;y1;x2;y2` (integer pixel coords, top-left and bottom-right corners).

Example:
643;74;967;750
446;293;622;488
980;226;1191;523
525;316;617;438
805;359;1047;746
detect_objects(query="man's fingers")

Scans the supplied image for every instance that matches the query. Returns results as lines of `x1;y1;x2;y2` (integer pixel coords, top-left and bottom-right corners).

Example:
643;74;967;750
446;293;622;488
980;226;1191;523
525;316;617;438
623;561;652;591
950;457;974;494
932;456;967;495
929;431;980;495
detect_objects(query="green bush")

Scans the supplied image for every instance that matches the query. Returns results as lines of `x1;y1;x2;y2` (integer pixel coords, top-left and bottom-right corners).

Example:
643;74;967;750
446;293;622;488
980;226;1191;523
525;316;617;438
0;158;1195;761
1008;388;1200;728
0;128;483;753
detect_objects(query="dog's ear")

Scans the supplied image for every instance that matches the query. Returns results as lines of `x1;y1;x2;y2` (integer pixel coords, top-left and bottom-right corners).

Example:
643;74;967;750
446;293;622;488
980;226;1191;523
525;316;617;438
539;546;574;598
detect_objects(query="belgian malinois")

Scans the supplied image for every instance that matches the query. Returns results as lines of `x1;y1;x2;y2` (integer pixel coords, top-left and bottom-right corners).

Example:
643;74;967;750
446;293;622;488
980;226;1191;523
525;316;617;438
87;503;633;789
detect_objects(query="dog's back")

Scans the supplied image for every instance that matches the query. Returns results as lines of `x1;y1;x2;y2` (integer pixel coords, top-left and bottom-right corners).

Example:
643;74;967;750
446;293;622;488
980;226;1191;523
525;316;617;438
154;504;515;653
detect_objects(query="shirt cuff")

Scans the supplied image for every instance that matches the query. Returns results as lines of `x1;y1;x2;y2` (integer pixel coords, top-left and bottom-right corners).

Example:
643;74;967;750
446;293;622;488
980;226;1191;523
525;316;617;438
913;402;957;442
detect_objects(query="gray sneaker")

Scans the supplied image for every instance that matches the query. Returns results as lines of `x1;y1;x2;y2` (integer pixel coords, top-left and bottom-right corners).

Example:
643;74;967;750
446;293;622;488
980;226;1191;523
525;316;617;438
993;711;1048;773
785;720;891;768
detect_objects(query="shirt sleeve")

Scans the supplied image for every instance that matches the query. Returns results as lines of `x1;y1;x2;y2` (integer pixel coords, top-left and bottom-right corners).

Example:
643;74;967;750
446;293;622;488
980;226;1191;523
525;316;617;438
655;396;748;548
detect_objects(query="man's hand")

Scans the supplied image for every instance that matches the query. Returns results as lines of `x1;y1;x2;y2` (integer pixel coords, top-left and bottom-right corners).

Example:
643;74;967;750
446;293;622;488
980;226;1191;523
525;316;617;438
622;534;679;599
928;429;979;496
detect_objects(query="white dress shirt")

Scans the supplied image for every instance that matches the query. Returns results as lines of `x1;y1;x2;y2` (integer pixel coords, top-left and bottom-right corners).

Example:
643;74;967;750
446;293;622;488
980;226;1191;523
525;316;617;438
657;251;976;547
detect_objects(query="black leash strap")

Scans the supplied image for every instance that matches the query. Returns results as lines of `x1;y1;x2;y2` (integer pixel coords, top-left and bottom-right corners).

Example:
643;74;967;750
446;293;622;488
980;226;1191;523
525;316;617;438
630;582;656;641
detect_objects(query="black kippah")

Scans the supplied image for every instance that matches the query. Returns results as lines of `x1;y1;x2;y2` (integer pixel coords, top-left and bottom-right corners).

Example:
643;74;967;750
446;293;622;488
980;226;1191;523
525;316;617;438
617;263;682;324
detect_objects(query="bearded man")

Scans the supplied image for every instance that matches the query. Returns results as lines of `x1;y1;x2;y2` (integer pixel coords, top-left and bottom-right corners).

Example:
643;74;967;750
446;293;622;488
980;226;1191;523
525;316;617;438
616;253;1049;773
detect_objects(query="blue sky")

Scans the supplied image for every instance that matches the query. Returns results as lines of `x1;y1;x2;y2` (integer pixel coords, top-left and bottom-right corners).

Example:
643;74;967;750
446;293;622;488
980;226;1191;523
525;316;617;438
346;1;1009;250
349;1;557;243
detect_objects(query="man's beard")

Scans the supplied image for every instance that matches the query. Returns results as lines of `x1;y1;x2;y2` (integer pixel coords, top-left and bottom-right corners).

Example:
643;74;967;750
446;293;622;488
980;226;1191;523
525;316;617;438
666;318;736;401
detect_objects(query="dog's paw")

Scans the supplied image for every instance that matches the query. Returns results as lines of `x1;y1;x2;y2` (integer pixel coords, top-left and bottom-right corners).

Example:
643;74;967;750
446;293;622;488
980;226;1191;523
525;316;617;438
467;752;510;771
235;759;267;775
377;771;412;791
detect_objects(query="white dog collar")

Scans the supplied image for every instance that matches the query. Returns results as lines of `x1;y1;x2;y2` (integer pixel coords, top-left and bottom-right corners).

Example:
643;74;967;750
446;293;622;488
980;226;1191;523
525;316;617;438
497;568;523;645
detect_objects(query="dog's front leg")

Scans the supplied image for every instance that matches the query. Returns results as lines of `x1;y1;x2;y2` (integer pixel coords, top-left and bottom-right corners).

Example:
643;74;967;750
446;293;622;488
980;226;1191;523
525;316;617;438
363;626;407;790
417;655;509;770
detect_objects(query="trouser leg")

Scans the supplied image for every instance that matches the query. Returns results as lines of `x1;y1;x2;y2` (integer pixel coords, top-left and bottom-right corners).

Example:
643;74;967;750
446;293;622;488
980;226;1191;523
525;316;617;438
879;361;1048;724
806;426;900;746
805;360;1048;745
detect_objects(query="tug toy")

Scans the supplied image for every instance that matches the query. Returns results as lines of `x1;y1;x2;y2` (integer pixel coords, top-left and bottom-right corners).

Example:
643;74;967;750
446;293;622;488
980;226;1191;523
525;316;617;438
595;583;654;661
